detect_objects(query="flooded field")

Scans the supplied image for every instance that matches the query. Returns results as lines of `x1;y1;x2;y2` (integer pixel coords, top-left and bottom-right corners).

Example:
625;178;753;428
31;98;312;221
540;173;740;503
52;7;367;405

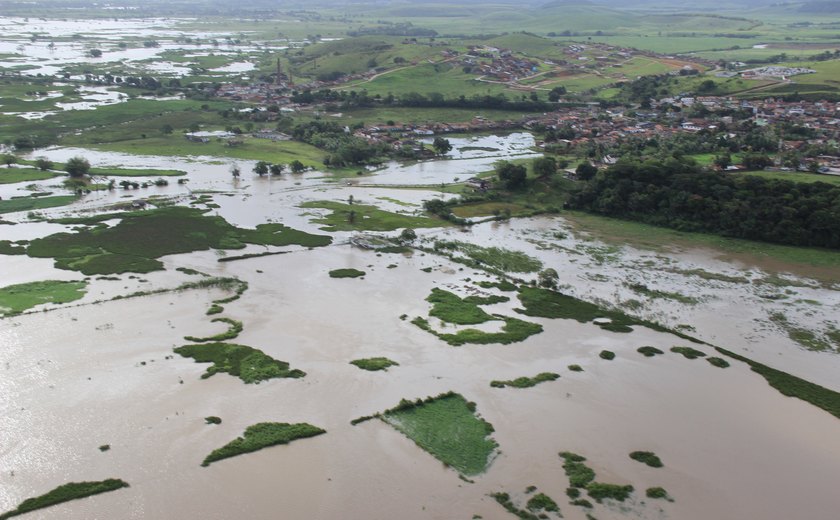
3;128;840;520
0;16;298;82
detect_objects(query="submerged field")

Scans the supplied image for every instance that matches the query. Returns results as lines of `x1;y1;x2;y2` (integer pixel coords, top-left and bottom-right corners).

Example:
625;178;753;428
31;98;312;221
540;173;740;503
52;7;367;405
2;136;840;519
2;7;840;520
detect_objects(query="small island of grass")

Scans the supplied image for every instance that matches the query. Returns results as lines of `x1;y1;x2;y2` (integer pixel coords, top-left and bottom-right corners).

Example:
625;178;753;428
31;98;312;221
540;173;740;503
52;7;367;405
637;346;664;357
0;280;87;316
490;372;559;389
202;422;325;466
671;346;707;359
174;342;305;383
329;268;366;278
374;392;498;476
629;450;663;468
0;479;129;520
350;357;399;371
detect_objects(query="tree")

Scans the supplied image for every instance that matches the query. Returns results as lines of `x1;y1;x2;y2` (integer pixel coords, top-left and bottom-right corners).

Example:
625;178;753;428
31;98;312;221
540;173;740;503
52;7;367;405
35;157;53;171
538;268;559;290
348;194;354;205
400;228;417;243
548;86;567;102
714;153;732;169
89;48;102;58
532;156;557;179
230;164;241;178
496;161;527;190
432;137;452;155
269;163;284;175
290;160;306;173
65;156;90;178
253;161;269;176
160;124;174;135
2;154;17;168
742;154;772;171
575;162;598;181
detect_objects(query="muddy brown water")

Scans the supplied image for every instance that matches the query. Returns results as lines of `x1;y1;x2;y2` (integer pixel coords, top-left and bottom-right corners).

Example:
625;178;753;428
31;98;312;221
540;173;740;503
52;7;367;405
2;137;840;519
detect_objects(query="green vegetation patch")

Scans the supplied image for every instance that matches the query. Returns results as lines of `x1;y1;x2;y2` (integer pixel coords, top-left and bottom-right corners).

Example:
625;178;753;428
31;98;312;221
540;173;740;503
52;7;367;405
27;206;330;275
329;268;366;278
517;287;634;333
0;167;61;185
88;167;185;177
301;200;446;232
205;416;222;425
491;372;559;389
0;479;129;520
626;282;699;305
671;346;707;359
560;451;634;502
174;342;305;384
707;357;730;369
629;451;663;468
412;288;543;346
350;357;399;371
475;279;518;292
560;452;595;488
202;422;325;467
490;492;541;520
426;288;496;325
637;346;664;357
0;240;27;255
586;483;634;503
412;315;542;346
0;280;86;316
770;312;836;352
184;317;243;343
380;392;497;476
599;350;616;360
717;347;840;421
434;240;542;273
527;492;560;513
646;487;671;500
0;195;77;215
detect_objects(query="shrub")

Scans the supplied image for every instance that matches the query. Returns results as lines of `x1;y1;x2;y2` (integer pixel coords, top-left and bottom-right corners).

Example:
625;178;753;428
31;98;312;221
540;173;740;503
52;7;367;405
629;451;663;468
637;346;664;357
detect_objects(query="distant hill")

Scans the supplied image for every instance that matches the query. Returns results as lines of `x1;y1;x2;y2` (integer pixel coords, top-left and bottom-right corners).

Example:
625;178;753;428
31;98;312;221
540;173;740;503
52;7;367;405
798;1;840;13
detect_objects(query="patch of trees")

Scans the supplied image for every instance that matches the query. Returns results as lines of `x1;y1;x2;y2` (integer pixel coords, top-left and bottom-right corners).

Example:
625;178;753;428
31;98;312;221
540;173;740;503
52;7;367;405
347;23;437;37
570;158;840;249
290;121;388;167
290;88;550;112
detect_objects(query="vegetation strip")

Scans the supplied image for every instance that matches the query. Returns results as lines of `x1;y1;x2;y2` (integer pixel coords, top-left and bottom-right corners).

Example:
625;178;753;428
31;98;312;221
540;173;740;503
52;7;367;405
202;422;325;466
184;317;243;342
717;346;840;420
329;268;366;278
491;372;560;389
0;479;129;520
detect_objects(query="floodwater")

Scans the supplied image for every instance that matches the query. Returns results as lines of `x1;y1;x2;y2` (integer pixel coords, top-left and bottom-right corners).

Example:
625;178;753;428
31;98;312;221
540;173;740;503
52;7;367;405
3;128;840;519
0;17;288;79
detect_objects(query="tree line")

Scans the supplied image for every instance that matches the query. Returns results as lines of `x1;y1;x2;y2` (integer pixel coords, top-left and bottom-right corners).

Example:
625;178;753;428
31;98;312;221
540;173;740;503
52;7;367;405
570;158;840;249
